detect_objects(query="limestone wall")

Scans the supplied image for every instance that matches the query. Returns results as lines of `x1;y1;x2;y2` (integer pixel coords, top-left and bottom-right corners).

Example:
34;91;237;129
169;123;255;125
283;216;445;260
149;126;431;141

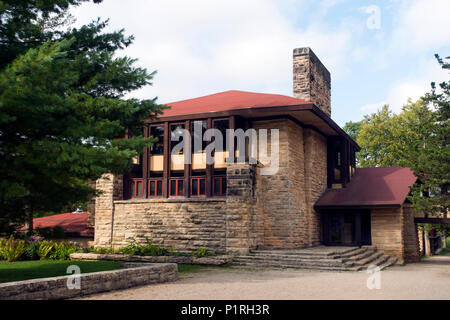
402;204;421;263
111;198;227;253
371;205;420;262
253;119;327;249
303;129;328;246
94;174;123;247
371;208;404;259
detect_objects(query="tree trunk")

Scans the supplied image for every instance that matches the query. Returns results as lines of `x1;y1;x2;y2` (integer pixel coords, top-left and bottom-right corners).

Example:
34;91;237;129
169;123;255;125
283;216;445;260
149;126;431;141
424;231;431;256
443;230;447;249
24;206;33;237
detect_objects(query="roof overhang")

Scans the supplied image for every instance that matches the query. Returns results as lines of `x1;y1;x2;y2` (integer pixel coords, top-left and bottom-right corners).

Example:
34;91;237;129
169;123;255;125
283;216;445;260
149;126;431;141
147;103;360;150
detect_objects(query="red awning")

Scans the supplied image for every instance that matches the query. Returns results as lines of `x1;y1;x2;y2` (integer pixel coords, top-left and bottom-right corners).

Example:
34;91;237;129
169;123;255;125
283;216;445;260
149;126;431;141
315;167;417;209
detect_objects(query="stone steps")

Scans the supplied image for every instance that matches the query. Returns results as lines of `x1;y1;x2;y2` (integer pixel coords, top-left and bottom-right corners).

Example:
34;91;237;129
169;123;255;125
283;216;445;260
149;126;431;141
232;246;398;272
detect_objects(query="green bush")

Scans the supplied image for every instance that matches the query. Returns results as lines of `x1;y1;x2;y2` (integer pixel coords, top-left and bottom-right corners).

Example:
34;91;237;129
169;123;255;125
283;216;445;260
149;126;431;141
117;237;168;256
37;241;55;260
1;237;26;262
49;242;77;260
193;248;212;257
0;238;6;260
88;246;115;254
23;242;40;261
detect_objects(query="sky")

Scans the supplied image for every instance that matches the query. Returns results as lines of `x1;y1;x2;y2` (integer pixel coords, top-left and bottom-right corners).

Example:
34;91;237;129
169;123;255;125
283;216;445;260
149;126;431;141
71;0;450;126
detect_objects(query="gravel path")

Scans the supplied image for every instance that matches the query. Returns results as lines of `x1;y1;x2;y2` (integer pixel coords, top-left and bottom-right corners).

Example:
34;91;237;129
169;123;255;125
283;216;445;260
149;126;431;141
82;253;450;300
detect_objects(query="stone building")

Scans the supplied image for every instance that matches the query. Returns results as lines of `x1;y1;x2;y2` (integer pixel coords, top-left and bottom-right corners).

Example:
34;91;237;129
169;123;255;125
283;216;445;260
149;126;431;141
92;47;420;263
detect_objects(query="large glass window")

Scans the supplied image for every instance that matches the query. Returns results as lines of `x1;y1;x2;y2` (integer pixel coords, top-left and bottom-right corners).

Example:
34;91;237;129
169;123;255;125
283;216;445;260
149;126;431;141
191;121;207;153
171;124;185;154
213;119;229;152
150;126;164;155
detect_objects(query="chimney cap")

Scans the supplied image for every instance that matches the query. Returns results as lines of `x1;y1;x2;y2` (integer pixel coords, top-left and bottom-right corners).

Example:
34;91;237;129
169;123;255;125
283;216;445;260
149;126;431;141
293;47;313;56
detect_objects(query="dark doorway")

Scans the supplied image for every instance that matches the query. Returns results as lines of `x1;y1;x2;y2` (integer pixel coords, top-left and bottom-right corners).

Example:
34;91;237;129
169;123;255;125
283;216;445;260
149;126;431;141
322;210;371;246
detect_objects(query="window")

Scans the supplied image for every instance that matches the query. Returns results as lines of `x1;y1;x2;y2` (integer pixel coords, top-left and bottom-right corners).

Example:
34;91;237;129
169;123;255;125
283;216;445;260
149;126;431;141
191;177;206;196
213;176;227;196
148;179;163;197
150;126;164;155
171;124;185;154
213;119;229;152
129;179;144;198
169;178;184;197
192;121;207;153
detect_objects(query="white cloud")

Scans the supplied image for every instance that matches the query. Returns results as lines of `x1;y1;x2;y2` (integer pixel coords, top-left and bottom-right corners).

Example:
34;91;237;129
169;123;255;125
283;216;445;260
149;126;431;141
391;0;450;52
71;0;356;103
360;57;448;114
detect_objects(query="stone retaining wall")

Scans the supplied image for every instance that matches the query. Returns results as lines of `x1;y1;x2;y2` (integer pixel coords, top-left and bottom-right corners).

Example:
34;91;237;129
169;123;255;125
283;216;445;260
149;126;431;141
70;253;233;266
0;263;177;300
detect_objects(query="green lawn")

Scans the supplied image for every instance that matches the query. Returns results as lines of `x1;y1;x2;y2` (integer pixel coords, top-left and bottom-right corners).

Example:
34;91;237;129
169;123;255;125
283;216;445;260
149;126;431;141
0;260;122;284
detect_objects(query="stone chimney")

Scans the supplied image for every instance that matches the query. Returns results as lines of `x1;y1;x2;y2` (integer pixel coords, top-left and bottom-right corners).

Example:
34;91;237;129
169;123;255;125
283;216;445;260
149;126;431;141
293;47;331;116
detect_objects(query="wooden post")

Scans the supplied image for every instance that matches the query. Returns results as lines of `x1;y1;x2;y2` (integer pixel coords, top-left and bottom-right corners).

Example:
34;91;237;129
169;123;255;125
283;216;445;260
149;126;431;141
163;122;170;198
184;120;191;197
142;126;149;198
206;118;213;197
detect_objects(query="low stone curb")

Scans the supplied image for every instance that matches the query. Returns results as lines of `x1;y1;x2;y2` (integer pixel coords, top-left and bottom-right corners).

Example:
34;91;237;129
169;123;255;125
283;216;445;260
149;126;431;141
70;252;233;265
0;263;177;300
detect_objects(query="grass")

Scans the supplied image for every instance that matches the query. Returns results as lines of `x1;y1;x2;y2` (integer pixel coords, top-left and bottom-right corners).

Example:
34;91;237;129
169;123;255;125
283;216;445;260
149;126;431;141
0;260;122;284
178;264;232;274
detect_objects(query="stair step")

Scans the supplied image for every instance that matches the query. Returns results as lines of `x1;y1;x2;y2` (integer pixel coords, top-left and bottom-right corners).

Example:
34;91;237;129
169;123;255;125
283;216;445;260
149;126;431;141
233;257;346;268
340;248;375;261
233;262;363;272
242;253;341;261
349;252;384;267
378;257;398;271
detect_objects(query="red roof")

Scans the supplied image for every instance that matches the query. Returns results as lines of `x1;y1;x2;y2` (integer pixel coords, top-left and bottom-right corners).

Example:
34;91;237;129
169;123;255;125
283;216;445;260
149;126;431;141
163;90;310;117
315;167;417;208
19;212;93;236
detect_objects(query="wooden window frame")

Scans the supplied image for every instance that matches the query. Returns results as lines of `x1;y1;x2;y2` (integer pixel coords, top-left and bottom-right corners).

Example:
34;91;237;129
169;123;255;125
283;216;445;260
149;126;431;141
190;177;206;197
212;176;227;197
169;178;185;197
148;179;163;198
129;179;145;198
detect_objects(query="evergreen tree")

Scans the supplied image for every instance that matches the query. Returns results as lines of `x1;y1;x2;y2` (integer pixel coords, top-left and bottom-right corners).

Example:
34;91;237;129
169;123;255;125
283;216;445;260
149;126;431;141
0;1;164;234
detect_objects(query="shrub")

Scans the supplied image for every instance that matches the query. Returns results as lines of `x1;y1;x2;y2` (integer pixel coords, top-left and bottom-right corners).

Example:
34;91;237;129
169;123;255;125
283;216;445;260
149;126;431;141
193;248;212;257
89;246;115;254
49;242;78;260
0;238;6;260
1;237;26;262
37;241;55;260
117;237;168;256
23;241;40;261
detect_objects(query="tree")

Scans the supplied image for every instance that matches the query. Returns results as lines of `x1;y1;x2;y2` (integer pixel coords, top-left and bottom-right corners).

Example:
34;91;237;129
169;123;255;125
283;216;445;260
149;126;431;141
355;105;401;168
408;55;450;218
343;121;362;141
0;1;164;235
344;54;449;220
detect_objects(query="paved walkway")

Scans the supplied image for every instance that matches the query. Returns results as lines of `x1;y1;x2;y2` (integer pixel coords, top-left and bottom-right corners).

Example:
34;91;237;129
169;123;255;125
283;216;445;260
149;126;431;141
83;253;450;300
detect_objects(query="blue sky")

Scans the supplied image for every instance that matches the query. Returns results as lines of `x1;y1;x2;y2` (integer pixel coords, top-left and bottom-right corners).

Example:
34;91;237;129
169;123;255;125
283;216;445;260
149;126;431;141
72;0;450;126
